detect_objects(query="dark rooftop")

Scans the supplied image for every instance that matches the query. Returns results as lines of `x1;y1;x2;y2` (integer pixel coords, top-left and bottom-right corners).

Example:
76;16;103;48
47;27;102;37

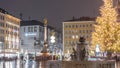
0;8;9;14
20;20;61;33
65;16;96;22
0;8;10;14
20;20;44;26
0;8;20;19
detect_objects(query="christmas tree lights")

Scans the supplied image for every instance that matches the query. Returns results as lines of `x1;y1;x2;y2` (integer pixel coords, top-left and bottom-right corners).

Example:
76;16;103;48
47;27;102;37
92;0;120;52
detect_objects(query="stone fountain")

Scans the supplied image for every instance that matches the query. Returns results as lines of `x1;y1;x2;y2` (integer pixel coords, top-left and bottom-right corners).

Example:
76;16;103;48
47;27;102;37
71;37;88;61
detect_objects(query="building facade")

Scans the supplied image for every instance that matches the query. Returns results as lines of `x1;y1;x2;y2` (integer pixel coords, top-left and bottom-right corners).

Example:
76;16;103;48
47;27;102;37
0;8;20;52
0;8;5;52
63;18;95;55
20;20;44;54
20;20;62;54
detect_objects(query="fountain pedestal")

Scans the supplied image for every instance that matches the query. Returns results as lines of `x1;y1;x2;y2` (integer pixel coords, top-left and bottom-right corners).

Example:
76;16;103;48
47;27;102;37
35;18;51;68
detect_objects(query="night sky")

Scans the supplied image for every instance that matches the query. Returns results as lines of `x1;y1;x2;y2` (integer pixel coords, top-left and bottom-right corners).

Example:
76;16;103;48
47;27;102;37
0;0;102;30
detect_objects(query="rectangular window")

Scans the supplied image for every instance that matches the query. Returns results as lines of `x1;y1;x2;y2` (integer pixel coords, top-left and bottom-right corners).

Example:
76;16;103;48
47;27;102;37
76;25;78;28
83;30;85;33
69;25;71;28
39;27;42;32
86;24;88;27
34;26;37;32
80;25;81;27
83;25;85;27
86;30;88;33
3;16;4;20
31;27;33;32
90;24;92;27
90;30;92;32
72;25;74;28
79;30;81;33
28;27;30;32
65;25;68;28
24;27;25;32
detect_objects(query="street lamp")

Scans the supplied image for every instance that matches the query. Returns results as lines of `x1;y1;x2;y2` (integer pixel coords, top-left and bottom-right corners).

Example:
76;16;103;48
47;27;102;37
50;30;55;60
50;36;55;43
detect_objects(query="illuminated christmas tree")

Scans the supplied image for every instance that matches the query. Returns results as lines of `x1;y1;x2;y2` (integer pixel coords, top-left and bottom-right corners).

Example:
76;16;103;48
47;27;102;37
92;0;120;52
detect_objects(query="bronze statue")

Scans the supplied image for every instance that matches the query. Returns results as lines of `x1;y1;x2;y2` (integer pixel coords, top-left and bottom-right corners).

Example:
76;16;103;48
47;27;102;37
43;18;48;25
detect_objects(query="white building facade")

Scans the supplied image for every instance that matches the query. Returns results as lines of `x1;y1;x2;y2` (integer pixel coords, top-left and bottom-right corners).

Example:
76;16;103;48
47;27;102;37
20;20;44;54
20;20;62;54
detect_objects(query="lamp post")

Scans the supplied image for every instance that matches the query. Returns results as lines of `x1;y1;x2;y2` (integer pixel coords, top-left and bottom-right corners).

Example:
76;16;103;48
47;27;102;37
50;30;55;60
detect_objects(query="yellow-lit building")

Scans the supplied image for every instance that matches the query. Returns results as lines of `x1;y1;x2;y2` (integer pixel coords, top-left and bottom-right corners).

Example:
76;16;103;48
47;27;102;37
63;19;95;55
0;8;20;52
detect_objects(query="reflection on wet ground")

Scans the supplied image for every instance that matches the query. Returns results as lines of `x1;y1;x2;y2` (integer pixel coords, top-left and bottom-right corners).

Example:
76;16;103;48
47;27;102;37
0;59;44;68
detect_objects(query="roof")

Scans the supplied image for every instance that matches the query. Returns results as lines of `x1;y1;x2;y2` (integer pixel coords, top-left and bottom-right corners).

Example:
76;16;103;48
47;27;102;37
20;20;62;33
20;20;44;26
0;8;19;19
20;20;54;29
0;8;9;14
65;16;96;22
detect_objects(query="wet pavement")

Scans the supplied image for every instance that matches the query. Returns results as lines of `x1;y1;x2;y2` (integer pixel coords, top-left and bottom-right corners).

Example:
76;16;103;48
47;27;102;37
0;59;44;68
